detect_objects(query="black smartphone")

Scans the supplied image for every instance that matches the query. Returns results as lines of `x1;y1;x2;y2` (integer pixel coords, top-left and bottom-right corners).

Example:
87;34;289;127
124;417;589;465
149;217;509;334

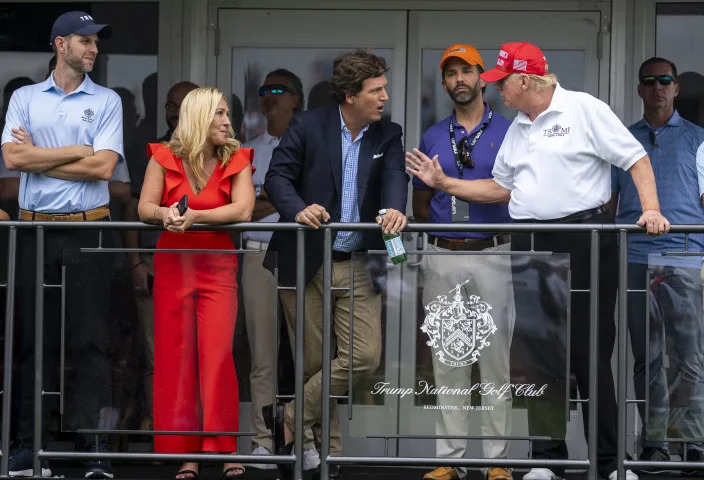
177;194;188;215
147;274;154;294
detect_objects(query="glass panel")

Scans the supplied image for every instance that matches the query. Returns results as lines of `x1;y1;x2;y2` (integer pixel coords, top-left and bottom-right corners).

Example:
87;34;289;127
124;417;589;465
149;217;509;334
62;248;276;439
351;249;570;441
231;47;393;142
656;3;704;127
420;48;586;133
644;253;704;443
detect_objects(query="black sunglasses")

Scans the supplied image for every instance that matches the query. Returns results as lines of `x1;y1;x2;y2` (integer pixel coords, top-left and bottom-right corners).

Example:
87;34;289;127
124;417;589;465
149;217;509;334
258;84;293;97
640;75;675;86
457;137;474;168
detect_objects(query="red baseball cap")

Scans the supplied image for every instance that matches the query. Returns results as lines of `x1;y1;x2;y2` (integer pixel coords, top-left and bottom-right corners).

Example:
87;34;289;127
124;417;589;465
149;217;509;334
480;42;549;82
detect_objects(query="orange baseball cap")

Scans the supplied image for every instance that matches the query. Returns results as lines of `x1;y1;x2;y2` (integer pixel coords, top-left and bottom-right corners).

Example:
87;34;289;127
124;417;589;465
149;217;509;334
440;44;484;71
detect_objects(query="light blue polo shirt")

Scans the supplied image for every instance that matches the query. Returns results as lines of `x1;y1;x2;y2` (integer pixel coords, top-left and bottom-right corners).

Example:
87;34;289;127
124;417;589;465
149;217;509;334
612;110;704;267
1;73;123;213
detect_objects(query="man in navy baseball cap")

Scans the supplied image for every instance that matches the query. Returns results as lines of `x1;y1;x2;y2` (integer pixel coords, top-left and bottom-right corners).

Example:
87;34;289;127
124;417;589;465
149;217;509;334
49;11;112;45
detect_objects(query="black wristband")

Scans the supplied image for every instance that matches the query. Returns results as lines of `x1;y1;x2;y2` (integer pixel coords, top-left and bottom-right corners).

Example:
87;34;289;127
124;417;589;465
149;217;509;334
131;260;145;271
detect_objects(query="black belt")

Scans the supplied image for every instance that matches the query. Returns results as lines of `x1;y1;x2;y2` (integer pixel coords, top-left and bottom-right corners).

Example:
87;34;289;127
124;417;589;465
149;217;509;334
332;251;352;262
516;205;610;224
428;233;511;251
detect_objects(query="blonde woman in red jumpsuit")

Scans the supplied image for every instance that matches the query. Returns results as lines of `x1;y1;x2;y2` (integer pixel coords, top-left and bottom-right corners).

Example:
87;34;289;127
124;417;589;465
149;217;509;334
138;87;255;479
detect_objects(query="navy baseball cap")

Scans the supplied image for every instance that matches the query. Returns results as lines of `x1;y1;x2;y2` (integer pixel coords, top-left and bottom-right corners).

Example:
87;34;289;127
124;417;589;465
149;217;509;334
49;11;112;45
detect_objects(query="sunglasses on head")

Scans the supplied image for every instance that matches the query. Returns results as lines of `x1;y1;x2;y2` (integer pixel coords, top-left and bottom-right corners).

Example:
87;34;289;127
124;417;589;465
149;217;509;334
258;84;293;97
640;75;675;86
457;137;474;168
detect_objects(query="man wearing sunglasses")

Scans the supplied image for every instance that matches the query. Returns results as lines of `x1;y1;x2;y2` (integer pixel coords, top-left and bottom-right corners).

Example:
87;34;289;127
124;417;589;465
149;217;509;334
241;68;327;472
610;57;704;472
412;44;514;480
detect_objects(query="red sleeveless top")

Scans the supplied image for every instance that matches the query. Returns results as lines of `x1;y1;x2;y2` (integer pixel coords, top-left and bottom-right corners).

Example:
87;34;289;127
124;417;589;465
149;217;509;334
146;143;253;249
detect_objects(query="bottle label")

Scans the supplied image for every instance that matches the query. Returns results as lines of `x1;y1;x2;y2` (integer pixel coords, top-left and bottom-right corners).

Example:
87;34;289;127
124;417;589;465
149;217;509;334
385;235;406;258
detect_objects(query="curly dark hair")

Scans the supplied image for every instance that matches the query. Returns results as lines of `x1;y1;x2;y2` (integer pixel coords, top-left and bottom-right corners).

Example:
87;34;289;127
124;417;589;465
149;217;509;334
331;49;389;103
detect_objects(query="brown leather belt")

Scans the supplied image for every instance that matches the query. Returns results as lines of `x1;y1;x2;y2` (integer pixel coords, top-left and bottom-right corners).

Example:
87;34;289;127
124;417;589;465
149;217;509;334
20;205;110;222
428;233;511;251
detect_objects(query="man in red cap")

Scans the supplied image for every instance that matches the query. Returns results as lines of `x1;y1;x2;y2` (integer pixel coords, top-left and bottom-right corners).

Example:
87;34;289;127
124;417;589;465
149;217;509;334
407;41;670;480
413;43;514;480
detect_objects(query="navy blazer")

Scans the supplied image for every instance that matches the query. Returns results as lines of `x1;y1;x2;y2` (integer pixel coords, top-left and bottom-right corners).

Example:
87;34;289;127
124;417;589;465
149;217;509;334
264;105;409;287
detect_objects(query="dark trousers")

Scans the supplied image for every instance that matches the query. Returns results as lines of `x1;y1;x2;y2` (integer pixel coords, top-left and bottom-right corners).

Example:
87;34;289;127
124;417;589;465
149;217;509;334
628;262;704;451
11;222;112;446
511;210;619;478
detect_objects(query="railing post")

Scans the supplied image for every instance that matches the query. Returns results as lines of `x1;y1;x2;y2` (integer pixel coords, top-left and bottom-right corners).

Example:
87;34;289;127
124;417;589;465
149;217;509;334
1;227;18;475
294;228;306;480
617;230;628;479
588;230;600;480
321;227;333;480
34;226;44;476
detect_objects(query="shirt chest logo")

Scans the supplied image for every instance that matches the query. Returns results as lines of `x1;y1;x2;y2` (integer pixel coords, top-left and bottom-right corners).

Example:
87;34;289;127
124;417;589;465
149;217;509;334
543;123;570;137
82;108;95;123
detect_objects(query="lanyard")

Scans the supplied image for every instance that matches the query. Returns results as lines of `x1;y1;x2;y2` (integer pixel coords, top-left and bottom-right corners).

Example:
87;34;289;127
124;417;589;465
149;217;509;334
449;109;493;177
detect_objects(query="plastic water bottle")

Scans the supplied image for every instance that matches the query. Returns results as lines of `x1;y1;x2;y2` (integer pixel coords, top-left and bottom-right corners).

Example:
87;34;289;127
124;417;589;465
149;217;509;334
379;209;407;265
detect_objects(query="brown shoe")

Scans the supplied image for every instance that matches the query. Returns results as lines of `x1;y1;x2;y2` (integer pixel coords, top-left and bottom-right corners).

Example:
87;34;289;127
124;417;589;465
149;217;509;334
487;467;513;480
424;466;459;480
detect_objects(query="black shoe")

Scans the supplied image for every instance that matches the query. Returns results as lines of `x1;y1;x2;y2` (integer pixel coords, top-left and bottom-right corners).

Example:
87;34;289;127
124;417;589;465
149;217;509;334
85;442;115;479
683;449;704;477
312;464;341;480
637;447;673;475
262;403;293;480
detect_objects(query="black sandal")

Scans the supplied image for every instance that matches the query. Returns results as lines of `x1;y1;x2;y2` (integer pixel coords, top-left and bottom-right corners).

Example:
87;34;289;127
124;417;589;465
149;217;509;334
175;470;199;480
222;466;245;478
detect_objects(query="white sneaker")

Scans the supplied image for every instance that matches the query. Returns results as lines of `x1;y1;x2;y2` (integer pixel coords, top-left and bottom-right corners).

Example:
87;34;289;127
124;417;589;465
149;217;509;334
523;468;558;480
303;449;321;471
244;445;277;470
608;469;638;480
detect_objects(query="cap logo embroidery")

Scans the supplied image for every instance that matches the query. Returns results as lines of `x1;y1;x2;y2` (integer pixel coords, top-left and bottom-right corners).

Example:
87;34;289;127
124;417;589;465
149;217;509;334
497;58;505;67
449;48;466;54
82;108;95;123
79;15;94;21
499;50;509;59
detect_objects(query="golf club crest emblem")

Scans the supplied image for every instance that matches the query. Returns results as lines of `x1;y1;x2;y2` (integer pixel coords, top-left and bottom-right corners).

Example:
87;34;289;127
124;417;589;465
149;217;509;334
421;280;496;367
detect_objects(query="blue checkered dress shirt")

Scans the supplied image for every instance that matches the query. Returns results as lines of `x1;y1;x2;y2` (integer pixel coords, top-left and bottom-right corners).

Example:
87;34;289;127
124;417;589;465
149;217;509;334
333;107;369;252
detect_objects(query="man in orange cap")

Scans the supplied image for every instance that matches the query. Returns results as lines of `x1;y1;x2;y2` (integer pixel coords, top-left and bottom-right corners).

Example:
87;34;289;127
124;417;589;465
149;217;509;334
407;41;669;480
414;44;514;480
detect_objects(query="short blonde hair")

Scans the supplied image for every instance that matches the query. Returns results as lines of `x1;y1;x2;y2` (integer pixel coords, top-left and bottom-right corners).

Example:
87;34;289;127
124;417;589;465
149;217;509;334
167;87;240;190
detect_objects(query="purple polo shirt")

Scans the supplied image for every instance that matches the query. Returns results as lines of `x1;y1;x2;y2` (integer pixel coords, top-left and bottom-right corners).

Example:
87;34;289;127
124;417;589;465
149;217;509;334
413;103;512;239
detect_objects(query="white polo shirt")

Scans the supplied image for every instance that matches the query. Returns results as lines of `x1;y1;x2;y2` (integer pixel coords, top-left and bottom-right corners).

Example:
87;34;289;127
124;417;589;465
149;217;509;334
492;84;645;220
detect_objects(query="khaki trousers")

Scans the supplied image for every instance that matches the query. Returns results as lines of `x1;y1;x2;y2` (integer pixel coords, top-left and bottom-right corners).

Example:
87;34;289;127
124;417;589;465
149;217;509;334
421;241;515;477
280;257;381;456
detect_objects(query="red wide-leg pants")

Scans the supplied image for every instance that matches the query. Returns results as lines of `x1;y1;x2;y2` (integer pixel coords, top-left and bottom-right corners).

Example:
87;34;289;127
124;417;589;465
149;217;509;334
152;232;239;453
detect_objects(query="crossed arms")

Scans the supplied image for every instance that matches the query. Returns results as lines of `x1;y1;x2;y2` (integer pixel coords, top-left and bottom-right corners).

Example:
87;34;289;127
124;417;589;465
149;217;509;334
2;126;118;181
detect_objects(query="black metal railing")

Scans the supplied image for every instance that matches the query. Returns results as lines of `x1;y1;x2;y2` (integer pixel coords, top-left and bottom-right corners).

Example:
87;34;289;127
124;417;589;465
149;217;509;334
0;220;703;480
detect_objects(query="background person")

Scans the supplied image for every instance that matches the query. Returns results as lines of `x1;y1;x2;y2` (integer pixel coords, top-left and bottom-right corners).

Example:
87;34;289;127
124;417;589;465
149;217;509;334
138;87;254;479
611;56;704;468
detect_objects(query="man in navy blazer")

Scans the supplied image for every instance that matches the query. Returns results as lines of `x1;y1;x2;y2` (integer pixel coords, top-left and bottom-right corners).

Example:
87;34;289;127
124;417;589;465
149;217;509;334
263;49;408;477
